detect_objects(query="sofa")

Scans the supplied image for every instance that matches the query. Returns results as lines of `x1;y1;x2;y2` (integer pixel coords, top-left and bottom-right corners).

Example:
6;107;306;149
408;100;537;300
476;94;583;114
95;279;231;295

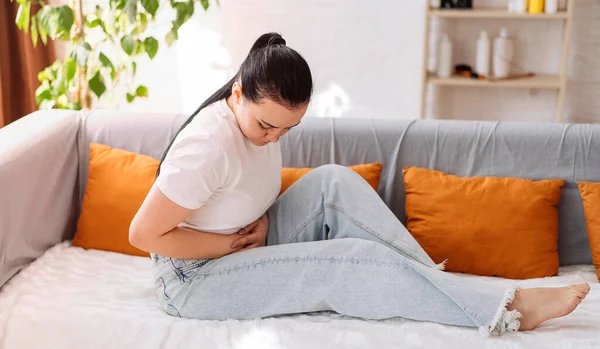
0;109;599;348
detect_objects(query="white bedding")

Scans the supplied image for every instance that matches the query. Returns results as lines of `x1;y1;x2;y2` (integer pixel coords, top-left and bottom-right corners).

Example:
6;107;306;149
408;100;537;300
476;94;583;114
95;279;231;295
1;242;599;349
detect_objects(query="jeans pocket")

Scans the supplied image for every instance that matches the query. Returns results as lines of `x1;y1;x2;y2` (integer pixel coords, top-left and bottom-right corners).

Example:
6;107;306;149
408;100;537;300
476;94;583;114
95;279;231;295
170;258;211;282
155;277;181;317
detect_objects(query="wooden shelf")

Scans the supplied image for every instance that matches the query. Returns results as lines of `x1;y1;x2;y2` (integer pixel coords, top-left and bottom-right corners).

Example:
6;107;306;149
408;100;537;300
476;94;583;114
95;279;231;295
429;8;568;19
427;74;561;89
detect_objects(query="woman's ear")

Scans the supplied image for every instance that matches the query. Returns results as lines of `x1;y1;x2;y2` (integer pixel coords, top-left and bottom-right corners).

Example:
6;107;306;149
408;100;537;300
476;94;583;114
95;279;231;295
231;82;243;103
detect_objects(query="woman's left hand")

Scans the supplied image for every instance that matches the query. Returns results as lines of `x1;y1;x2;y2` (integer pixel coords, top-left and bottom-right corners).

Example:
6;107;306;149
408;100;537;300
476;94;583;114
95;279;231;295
231;213;268;252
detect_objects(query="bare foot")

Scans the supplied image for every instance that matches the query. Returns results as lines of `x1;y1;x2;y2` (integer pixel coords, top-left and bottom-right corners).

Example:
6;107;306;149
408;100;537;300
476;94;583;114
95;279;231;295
508;283;591;331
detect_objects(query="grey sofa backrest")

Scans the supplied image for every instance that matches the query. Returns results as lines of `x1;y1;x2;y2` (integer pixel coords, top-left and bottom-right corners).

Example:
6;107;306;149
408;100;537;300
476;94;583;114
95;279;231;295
77;111;600;266
2;110;599;288
0;110;80;288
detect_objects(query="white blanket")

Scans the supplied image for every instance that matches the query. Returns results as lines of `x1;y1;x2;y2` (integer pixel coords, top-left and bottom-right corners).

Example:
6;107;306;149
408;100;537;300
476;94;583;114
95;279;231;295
1;242;599;349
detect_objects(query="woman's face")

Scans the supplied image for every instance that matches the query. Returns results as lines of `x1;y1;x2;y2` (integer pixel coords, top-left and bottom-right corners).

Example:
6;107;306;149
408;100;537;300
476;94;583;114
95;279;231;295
227;82;308;147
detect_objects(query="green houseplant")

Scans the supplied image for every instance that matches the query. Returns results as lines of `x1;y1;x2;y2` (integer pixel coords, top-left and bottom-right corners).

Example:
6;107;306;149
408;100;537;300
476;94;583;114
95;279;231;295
12;0;210;110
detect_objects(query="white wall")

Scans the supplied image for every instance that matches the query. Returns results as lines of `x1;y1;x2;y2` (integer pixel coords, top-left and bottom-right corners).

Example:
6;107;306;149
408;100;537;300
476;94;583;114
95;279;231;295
121;0;428;120
60;0;599;123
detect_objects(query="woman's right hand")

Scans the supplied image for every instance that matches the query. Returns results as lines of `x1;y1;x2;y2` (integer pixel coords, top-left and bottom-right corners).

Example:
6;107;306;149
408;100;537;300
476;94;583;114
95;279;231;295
231;214;269;252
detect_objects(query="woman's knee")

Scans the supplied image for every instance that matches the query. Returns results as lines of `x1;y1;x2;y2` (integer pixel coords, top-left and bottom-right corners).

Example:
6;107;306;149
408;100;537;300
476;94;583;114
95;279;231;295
310;164;357;181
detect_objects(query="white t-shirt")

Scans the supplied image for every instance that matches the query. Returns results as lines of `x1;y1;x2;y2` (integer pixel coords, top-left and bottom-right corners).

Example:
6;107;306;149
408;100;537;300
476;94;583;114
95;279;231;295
154;99;282;235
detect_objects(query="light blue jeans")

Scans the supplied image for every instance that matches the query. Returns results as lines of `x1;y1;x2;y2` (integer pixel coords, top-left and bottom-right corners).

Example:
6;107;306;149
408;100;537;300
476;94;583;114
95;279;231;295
151;165;521;336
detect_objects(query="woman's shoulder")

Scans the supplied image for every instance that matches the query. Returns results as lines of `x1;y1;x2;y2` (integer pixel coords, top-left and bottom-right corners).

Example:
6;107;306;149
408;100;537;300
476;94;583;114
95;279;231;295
173;101;237;154
185;101;229;134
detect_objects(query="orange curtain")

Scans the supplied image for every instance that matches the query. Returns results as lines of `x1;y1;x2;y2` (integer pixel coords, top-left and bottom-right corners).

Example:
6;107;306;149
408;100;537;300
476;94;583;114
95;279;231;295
0;1;56;127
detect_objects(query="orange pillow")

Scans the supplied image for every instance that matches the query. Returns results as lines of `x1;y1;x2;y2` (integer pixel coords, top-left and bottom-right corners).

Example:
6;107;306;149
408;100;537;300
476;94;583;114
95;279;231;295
280;163;383;195
577;182;600;282
74;143;383;256
403;167;564;279
73;143;156;257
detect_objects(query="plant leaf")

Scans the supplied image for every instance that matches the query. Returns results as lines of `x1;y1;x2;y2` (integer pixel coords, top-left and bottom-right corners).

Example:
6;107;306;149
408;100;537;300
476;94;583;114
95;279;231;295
132;61;137;76
174;1;194;28
89;71;107;98
165;29;178;47
53;68;68;94
124;0;137;23
135;39;145;55
86;18;102;28
111;0;125;10
38;6;60;39
143;37;158;59
36;12;48;45
30;15;38;47
99;52;115;71
68;102;83;110
15;2;31;32
35;84;52;105
120;35;136;55
57;6;74;33
99;52;117;81
71;42;92;67
102;11;116;36
37;66;56;82
63;57;77;81
58;30;71;41
126;93;135;103
200;0;209;10
57;94;69;108
135;85;148;97
141;0;159;17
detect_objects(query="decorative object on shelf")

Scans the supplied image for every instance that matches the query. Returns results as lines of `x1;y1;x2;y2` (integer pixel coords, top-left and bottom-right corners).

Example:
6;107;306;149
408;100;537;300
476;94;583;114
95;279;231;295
493;27;514;79
437;34;453;78
454;64;534;81
455;64;486;79
546;0;559;13
528;0;546;13
476;30;491;76
430;0;442;9
441;0;472;9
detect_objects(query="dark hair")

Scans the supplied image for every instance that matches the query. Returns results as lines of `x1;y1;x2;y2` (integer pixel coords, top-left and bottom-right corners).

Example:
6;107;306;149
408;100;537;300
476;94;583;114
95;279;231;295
156;32;313;176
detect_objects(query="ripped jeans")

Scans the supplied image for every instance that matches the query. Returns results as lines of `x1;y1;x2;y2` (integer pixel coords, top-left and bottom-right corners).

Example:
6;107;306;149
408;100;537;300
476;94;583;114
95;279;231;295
151;165;521;336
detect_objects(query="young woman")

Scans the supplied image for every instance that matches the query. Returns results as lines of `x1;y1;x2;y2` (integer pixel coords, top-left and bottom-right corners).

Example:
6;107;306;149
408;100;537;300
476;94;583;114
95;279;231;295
130;32;590;336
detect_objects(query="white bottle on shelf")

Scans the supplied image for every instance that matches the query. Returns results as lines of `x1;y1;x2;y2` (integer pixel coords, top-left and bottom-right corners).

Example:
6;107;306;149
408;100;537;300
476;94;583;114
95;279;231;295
515;0;528;13
437;34;453;79
507;0;516;12
476;31;491;77
493;27;514;79
546;0;559;13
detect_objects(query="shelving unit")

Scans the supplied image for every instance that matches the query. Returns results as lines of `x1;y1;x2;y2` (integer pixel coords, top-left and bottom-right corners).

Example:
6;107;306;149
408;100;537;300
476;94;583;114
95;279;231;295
420;1;575;122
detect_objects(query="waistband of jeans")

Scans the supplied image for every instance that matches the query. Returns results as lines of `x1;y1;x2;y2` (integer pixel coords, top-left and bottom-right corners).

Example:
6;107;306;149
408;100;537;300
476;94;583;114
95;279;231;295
150;253;212;266
150;253;170;265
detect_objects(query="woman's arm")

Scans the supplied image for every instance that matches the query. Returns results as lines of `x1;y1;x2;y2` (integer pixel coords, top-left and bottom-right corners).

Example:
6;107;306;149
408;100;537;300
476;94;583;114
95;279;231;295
129;185;242;259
